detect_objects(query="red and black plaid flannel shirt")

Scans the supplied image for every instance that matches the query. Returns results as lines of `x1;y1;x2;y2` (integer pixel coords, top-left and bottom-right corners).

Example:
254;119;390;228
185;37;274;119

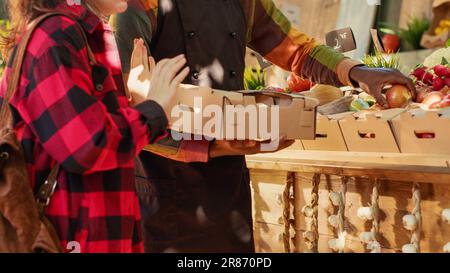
0;4;168;253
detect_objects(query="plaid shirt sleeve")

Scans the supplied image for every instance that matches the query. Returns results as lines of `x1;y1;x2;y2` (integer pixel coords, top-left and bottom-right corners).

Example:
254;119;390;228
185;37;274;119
113;2;210;163
246;0;363;87
11;15;168;175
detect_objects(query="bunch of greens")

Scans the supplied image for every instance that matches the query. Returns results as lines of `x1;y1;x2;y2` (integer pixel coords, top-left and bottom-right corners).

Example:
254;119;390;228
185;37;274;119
243;67;265;91
362;48;400;69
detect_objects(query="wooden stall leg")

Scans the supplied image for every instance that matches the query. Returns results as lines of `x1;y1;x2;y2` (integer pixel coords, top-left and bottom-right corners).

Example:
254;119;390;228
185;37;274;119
302;173;321;253
358;179;381;253
402;183;422;253
328;177;348;253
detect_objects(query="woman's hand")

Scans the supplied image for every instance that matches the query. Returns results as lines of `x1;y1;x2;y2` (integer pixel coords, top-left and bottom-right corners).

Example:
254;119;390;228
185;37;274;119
127;39;190;113
127;39;153;106
146;55;190;116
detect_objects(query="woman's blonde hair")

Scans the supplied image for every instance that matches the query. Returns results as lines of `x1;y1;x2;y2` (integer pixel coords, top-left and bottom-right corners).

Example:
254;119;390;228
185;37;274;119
0;0;65;58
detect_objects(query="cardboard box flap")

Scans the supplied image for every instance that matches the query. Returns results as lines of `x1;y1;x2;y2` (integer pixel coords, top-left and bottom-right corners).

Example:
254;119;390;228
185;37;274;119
354;108;407;120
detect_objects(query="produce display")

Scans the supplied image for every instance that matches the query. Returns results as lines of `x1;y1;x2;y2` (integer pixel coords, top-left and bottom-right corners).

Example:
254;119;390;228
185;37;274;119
411;50;450;109
247;45;450;155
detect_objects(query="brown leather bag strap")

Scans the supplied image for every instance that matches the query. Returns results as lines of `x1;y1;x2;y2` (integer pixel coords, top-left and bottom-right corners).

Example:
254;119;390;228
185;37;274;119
0;12;97;213
36;164;60;214
0;12;97;127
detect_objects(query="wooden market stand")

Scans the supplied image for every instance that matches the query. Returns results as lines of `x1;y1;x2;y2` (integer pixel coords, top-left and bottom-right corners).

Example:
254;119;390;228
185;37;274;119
246;148;450;253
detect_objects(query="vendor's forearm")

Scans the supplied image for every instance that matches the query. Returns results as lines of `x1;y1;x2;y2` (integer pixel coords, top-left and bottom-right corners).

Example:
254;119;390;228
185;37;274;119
247;0;362;87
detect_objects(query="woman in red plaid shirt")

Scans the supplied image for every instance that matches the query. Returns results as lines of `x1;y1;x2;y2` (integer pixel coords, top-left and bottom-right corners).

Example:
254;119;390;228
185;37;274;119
0;0;189;253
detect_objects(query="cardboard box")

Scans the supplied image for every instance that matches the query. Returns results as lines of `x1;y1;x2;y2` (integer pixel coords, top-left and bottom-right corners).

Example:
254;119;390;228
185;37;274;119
338;110;404;153
301;115;348;151
169;85;319;141
390;109;450;154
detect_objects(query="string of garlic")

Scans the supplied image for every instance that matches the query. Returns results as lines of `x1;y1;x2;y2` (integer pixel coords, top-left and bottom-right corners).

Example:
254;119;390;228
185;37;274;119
328;177;348;253
358;179;381;253
282;172;295;253
303;174;320;253
442;209;450;253
402;183;422;253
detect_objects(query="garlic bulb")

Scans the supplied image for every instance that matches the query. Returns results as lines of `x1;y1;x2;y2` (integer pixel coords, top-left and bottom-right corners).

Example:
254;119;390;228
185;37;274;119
302;205;314;218
357;207;374;221
442;209;450;224
328;215;339;228
402;214;418;231
328;232;346;252
402;243;418;253
303;231;317;242
359;232;375;244
444;242;450;253
278;233;284;243
367;241;381;253
329;192;341;207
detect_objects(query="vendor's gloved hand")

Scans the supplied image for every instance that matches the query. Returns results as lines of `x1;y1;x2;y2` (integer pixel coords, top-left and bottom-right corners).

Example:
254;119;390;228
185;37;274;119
349;66;416;108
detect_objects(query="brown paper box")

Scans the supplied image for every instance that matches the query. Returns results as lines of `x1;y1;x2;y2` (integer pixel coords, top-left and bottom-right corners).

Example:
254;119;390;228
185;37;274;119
169;85;319;140
390;110;450;154
338;114;400;153
301;115;348;151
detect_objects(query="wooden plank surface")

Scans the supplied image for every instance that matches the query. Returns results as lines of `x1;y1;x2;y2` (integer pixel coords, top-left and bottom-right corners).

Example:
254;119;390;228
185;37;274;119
247;151;450;184
399;0;434;29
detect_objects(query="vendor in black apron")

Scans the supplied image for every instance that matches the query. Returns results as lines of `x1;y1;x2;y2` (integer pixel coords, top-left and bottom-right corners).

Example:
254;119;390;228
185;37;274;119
113;0;415;253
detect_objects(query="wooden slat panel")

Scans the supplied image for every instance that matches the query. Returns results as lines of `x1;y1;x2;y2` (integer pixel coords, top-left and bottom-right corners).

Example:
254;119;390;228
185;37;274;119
273;0;341;43
250;169;450;253
335;0;378;59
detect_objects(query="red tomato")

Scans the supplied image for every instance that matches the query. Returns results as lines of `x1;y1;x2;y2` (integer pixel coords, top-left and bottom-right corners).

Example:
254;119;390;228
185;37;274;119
382;34;401;53
287;74;312;92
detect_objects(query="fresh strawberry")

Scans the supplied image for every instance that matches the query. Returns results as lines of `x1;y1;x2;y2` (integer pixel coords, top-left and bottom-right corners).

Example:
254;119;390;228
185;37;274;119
433;64;450;77
433;77;445;91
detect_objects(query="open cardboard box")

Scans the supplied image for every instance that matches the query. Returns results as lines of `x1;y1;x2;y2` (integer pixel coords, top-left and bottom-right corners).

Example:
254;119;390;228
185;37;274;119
169;85;319;140
338;109;406;153
301;115;348;151
390;108;450;154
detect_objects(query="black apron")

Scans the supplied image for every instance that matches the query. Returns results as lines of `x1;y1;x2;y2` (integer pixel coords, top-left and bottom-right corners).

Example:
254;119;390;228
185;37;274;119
136;0;254;253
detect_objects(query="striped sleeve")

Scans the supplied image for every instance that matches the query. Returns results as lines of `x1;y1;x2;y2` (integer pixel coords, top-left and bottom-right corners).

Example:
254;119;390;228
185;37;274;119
246;0;363;87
